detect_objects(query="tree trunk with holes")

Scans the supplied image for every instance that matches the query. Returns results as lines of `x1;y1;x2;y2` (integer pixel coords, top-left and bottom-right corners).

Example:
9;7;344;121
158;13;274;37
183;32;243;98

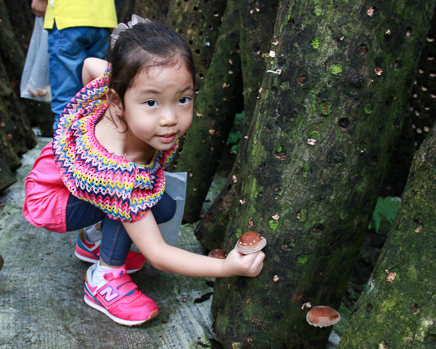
194;0;279;248
337;122;436;349
117;0;170;24
169;0;244;223
380;9;436;198
408;8;436;150
210;0;435;348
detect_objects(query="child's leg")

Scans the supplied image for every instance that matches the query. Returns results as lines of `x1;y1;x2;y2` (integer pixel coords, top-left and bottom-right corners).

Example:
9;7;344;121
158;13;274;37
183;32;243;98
65;194;106;231
98;192;177;267
83;192;175;326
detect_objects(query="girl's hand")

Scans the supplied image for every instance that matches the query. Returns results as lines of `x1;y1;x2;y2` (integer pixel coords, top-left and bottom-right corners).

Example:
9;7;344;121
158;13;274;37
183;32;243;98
223;249;265;277
31;0;47;17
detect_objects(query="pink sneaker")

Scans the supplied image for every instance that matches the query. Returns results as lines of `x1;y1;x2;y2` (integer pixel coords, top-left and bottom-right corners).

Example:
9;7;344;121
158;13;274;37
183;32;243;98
75;229;146;274
84;264;159;326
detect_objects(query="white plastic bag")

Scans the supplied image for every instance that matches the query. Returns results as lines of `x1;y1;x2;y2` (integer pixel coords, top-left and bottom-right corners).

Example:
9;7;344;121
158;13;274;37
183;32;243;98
159;172;188;246
20;17;51;102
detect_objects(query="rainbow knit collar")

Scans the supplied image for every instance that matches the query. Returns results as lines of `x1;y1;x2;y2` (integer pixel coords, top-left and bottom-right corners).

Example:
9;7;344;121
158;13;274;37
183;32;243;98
52;69;178;222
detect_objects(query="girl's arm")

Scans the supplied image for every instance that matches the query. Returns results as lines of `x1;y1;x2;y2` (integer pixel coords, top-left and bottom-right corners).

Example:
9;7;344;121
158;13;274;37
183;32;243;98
123;212;265;278
82;58;110;86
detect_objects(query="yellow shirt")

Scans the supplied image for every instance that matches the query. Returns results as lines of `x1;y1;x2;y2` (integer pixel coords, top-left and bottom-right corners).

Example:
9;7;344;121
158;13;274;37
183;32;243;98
44;0;117;30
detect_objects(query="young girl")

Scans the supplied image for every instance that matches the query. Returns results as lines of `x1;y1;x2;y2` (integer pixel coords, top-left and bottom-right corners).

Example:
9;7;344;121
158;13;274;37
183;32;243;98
23;20;265;326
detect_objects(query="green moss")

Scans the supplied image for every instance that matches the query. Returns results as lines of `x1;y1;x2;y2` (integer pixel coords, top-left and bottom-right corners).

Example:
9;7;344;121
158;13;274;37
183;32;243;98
309;131;321;140
356;176;369;192
276;145;282;152
314;5;322;16
298;256;308;264
280;81;290;90
330;64;342;75
299;209;307;222
320;101;332;115
381;298;397;312
364;103;374;114
236;229;243;239
340;211;349;220
311;38;320;49
405;266;419;282
269;220;279;229
303;164;311;178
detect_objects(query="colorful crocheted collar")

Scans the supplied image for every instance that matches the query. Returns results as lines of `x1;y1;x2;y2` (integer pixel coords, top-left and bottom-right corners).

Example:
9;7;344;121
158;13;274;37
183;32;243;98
52;68;178;222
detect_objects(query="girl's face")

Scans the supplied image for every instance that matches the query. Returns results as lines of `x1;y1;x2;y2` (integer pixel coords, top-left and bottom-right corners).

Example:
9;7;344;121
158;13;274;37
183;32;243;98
114;58;194;156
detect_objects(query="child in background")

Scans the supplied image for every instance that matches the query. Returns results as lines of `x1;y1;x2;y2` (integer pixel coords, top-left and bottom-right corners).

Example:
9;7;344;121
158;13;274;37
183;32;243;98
23;19;265;326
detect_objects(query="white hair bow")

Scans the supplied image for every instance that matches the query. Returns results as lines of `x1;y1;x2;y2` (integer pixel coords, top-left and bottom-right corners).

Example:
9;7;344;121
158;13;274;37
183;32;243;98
110;14;152;48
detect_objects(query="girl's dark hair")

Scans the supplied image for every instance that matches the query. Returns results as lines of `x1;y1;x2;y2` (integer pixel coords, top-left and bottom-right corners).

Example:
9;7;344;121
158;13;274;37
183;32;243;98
108;22;195;107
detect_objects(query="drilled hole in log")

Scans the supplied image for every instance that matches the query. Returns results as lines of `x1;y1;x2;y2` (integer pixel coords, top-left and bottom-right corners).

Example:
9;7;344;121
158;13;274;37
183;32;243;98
312;223;324;235
338;118;351;130
357;44;368;56
365;303;373;318
350;74;364;88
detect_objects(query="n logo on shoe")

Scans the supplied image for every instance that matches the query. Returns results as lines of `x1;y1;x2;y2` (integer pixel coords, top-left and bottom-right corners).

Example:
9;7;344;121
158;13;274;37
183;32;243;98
99;286;120;302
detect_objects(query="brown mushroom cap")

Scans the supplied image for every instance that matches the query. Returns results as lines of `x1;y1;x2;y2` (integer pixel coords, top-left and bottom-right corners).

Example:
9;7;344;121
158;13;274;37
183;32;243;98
306;306;341;328
208;249;226;259
235;231;267;254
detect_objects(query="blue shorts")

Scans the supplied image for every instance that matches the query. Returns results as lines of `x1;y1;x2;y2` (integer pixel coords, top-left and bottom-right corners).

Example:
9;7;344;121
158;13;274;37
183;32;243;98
48;23;110;132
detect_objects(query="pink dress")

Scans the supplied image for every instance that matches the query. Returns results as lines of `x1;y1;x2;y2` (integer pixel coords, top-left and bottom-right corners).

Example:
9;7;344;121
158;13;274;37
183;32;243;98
23;68;177;233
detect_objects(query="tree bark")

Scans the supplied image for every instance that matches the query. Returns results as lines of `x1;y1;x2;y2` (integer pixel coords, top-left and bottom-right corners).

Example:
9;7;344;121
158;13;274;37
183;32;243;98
166;0;227;94
194;0;279;248
0;0;25;86
381;8;436;197
409;7;436;150
164;0;228;186
211;0;435;348
171;0;244;223
0;53;35;171
337;121;436;349
117;0;170;25
0;0;37;184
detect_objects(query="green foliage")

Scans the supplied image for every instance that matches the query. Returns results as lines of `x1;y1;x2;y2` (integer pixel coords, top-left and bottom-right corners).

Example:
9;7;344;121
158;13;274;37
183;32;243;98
368;196;402;233
226;111;245;154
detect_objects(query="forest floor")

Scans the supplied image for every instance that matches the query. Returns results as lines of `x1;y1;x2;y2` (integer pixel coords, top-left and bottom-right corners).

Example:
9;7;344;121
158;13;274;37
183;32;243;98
0;131;389;348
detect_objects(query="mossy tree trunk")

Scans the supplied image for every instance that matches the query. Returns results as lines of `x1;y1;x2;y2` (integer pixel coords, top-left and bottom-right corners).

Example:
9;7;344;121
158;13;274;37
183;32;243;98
337;122;436;349
194;0;279;248
211;0;435;348
117;0;170;24
170;0;244;223
381;8;436;197
408;8;436;150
